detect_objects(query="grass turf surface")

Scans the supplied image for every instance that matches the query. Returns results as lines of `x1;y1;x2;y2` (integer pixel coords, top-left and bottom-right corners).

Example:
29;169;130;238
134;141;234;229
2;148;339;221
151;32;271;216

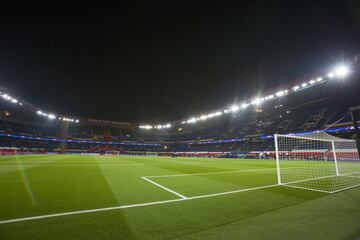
0;155;359;240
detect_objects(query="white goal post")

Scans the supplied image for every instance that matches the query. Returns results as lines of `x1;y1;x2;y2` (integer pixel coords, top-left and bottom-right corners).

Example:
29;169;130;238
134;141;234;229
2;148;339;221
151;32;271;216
274;131;360;193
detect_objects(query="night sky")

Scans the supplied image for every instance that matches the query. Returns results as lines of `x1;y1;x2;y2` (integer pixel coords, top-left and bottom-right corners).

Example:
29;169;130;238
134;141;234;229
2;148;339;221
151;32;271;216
0;1;359;122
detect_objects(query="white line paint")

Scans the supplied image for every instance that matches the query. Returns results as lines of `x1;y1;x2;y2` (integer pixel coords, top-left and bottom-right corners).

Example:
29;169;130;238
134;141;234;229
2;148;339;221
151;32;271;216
142;177;188;199
145;168;276;178
330;182;360;193
187;184;278;199
281;184;332;193
0;184;277;225
282;174;339;185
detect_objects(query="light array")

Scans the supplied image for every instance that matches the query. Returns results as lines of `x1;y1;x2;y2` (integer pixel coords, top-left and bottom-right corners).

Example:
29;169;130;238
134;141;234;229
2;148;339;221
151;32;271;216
0;92;22;105
36;110;79;123
139;123;171;129
0;90;81;124
139;64;352;130
0;63;352;129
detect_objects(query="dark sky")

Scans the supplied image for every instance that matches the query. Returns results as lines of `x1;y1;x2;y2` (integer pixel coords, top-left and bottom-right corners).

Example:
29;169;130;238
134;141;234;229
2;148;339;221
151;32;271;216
0;1;359;123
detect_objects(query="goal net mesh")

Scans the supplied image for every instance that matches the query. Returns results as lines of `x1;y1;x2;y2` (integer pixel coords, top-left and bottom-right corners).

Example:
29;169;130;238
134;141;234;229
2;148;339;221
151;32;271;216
275;131;360;193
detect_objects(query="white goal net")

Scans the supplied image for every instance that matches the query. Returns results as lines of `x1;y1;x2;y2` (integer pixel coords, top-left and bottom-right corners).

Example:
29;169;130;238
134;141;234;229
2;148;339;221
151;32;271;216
275;131;360;193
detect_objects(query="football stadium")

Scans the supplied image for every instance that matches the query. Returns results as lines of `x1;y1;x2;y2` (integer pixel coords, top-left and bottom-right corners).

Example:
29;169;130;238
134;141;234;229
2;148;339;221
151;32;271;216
1;2;360;240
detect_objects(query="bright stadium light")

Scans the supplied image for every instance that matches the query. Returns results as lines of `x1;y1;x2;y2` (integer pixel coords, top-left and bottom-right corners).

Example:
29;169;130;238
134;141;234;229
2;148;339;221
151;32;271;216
316;77;323;82
223;109;230;114
241;103;248;109
48;114;56;119
230;105;239;112
140;125;153;129
251;98;262;105
215;111;222;116
200;115;208;120
328;72;334;78
309;79;316;85
275;90;286;97
334;65;350;78
37;110;43;115
2;94;10;100
292;85;300;91
301;83;308;87
187;118;197;123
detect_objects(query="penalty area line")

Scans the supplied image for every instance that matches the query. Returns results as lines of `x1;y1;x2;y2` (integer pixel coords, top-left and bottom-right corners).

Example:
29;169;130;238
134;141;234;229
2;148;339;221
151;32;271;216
141;177;188;199
0;184;278;225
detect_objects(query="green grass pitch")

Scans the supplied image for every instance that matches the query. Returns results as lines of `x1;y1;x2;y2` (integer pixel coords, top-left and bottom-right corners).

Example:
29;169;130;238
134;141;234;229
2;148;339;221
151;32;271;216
0;154;359;240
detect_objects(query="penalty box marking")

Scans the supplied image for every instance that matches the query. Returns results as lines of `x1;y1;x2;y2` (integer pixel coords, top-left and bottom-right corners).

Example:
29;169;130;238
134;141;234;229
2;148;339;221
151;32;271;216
141;168;277;199
144;167;276;178
0;184;278;225
0;168;279;225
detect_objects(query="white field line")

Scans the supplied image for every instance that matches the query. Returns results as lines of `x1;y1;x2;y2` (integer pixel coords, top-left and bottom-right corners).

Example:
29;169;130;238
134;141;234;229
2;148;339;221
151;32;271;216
282;174;339;186
145;168;276;179
0;184;278;225
141;177;188;199
330;182;360;193
282;172;360;193
280;184;332;193
340;175;360;180
283;171;360;186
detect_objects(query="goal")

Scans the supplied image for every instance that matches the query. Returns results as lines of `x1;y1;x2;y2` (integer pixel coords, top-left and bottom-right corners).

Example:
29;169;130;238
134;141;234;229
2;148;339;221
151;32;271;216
146;152;158;156
274;131;360;193
104;151;120;156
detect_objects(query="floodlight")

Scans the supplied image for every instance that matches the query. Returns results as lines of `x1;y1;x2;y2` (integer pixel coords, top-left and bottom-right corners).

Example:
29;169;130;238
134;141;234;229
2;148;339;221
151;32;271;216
327;72;334;78
230;105;239;112
187;118;197;123
2;94;10;100
309;80;316;85
37;110;43;115
334;65;350;78
139;124;152;129
316;77;323;82
165;124;171;128
241;103;248;109
301;83;308;87
48;114;56;119
292;85;300;91
215;111;222;116
200;115;207;120
275;91;285;97
251;98;262;105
